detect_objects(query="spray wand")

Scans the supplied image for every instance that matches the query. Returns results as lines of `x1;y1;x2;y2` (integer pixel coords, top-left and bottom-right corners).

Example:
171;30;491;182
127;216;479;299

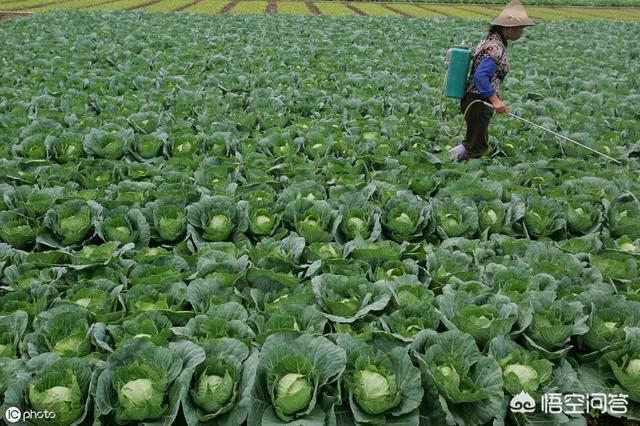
479;101;621;164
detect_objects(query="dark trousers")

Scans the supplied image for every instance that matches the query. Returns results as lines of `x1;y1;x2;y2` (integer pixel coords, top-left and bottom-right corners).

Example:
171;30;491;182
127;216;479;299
459;93;494;160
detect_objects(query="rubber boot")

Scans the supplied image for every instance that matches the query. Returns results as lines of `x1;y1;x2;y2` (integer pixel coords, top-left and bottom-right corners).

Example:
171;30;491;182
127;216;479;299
448;144;466;161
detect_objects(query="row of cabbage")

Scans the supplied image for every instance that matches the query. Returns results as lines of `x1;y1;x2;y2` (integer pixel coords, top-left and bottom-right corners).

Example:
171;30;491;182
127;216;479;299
0;230;639;424
3;327;636;426
1;171;639;250
2;228;640;344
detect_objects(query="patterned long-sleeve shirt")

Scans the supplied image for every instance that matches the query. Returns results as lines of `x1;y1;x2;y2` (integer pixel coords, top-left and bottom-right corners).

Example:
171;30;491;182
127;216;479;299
466;29;509;99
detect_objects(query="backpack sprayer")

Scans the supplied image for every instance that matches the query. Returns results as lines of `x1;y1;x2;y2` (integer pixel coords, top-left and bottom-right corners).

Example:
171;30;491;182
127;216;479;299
440;42;621;164
439;42;489;139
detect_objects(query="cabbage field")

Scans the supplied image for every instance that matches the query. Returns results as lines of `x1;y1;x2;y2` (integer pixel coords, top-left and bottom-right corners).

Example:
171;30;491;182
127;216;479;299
0;11;639;426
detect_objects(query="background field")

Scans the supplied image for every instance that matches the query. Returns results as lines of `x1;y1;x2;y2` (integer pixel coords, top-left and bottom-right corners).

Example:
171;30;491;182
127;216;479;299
2;0;640;17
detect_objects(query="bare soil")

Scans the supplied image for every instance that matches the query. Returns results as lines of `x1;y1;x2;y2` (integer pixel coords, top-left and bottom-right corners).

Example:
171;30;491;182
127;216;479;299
382;4;412;17
176;0;205;11
0;11;32;22
305;1;320;15
77;0;121;10
220;0;241;13
126;0;164;10
343;2;365;15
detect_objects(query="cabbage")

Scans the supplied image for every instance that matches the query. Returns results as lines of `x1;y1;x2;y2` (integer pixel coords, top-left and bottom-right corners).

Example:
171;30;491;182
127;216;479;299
353;369;397;415
274;373;313;415
504;364;537;387
627;358;640;378
437;365;461;390
194;371;234;412
104;341;183;423
24;358;93;426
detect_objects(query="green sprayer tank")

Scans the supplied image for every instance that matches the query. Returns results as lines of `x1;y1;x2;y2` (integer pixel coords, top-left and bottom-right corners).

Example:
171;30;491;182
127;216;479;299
444;44;472;99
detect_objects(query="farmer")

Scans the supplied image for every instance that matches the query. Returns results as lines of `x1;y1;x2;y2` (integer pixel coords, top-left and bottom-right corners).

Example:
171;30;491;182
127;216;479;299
449;0;535;161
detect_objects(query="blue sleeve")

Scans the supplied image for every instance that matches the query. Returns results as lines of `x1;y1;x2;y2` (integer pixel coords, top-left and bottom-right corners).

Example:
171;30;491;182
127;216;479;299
474;58;497;98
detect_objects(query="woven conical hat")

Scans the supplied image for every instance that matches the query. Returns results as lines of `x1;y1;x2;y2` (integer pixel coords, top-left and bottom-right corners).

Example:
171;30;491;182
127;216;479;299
491;0;535;27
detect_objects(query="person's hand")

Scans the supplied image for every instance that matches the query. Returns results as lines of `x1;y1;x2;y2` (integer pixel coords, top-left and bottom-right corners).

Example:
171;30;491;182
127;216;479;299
491;99;508;114
487;94;508;114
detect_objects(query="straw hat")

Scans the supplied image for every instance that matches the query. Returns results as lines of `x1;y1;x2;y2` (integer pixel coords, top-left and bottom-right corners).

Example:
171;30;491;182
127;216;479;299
491;0;536;27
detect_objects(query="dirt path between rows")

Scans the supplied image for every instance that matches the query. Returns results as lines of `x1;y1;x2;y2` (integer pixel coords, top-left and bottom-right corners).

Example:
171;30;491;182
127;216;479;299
382;4;412;16
305;1;320;15
0;10;32;21
176;0;205;11
220;0;241;13
3;0;60;11
77;0;120;10
343;2;365;15
126;0;163;10
415;4;450;17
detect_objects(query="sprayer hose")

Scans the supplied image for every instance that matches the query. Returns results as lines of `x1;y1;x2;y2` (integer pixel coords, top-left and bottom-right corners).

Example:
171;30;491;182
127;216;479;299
439;98;495;138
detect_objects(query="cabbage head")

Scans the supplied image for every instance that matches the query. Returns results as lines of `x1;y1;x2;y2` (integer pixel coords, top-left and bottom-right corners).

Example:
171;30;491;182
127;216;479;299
522;196;566;238
608;200;640;239
353;367;399;415
24;305;92;358
44;200;98;246
284;198;334;244
609;351;640;402
98;207;150;249
144;201;187;243
0;211;39;249
312;274;391;323
249;334;345;425
565;197;602;235
182;338;256;425
489;336;554;398
116;373;166;422
97;340;183;424
477;200;508;236
131;134;164;159
413;330;505;426
247;206;280;237
335;192;379;241
434;197;479;239
628;359;640;377
382;192;429;242
342;337;422;424
29;378;83;425
192;368;234;413
187;196;247;242
275;373;313;415
25;358;93;426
